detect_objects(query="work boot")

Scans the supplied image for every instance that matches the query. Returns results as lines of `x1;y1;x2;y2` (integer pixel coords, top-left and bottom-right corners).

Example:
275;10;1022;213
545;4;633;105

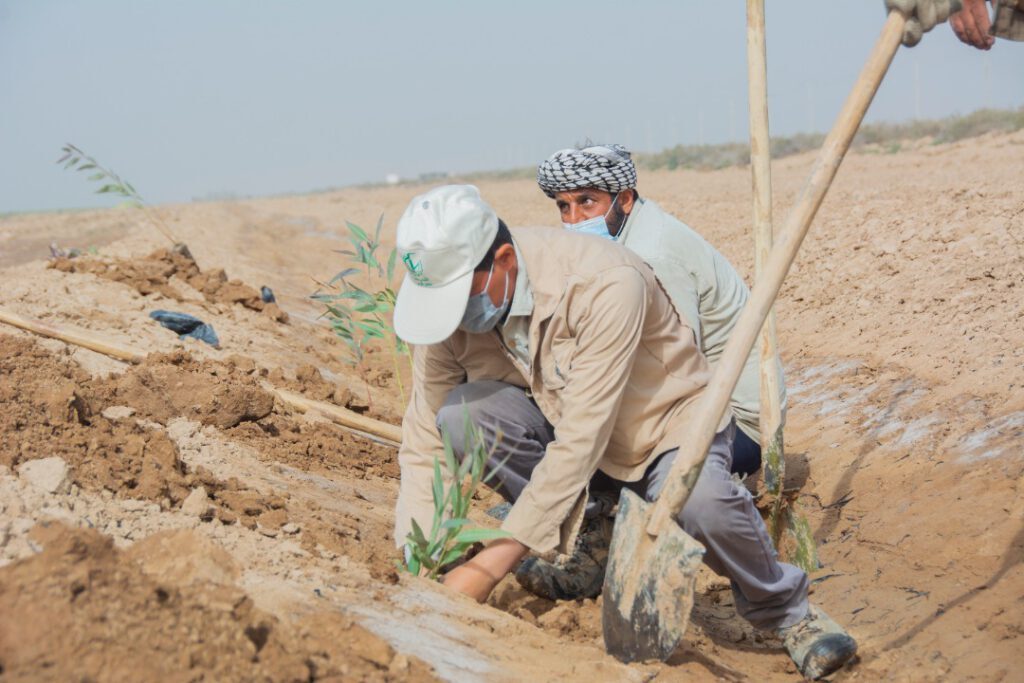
777;604;858;680
514;514;613;601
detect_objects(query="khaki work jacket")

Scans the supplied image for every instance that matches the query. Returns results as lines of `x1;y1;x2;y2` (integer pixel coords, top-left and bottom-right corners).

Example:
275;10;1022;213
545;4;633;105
616;198;787;444
394;227;724;555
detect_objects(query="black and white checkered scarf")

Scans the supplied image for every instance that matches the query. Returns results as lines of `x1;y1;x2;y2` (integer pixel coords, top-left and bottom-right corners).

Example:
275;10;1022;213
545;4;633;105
536;144;638;198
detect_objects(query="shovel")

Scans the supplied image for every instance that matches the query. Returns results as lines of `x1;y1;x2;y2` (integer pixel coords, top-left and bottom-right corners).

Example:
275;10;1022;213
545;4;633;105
602;9;908;663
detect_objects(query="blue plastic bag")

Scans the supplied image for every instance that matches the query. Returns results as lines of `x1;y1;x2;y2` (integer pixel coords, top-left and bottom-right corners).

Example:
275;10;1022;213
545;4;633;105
149;310;220;347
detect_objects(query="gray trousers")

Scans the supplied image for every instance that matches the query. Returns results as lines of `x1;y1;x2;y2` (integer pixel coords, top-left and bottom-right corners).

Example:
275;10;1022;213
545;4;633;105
437;380;809;630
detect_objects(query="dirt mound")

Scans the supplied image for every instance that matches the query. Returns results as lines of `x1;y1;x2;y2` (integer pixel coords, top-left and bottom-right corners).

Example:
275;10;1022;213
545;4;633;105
0;335;192;505
0;522;436;682
218;415;402;574
0;335;292;531
230;414;399;480
265;361;403;425
92;350;275;429
50;245;288;322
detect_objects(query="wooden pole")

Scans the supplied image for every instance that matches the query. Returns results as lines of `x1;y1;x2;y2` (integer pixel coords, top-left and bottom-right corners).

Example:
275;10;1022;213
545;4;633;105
645;10;906;536
746;0;786;539
0;307;402;447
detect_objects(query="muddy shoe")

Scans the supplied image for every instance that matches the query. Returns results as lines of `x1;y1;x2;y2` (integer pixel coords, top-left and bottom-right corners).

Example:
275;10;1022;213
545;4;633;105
778;604;858;680
514;515;612;601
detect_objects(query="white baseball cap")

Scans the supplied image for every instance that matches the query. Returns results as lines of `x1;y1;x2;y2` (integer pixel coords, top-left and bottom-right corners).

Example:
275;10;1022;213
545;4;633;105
393;185;498;345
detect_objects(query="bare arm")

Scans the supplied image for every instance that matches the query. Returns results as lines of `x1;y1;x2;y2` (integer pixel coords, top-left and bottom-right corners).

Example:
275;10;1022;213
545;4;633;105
442;538;529;602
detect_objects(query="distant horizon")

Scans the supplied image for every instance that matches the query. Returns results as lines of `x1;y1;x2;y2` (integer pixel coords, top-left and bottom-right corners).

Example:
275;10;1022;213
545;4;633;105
3;1;1022;213
3;104;1011;217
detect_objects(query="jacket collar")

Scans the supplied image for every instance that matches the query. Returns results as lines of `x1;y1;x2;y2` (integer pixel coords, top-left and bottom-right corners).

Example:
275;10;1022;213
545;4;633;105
614;196;648;245
505;240;534;319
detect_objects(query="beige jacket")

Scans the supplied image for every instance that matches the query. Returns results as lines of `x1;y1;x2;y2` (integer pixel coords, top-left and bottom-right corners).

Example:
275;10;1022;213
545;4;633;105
394;227;720;554
617;198;786;444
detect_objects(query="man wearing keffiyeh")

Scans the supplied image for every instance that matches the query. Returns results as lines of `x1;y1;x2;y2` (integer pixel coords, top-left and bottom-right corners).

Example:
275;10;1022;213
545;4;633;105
537;143;784;480
520;143;789;599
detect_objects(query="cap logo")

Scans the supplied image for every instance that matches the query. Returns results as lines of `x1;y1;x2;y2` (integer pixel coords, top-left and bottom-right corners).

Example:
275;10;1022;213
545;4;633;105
403;252;432;287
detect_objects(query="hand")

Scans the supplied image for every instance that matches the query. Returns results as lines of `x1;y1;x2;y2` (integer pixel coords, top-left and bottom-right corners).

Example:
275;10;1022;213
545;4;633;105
885;0;964;46
442;538;529;603
950;0;996;49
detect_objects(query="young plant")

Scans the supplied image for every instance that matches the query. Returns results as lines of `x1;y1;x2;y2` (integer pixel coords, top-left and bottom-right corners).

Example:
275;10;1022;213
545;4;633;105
403;410;511;580
57;143;178;244
312;215;413;404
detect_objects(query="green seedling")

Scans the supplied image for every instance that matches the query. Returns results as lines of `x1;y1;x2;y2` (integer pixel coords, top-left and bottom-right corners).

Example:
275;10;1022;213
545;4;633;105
312;215;412;404
57;143;178;244
403;409;511;580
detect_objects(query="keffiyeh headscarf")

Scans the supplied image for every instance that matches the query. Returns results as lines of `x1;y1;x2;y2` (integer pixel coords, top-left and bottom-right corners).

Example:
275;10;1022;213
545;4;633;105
536;143;638;198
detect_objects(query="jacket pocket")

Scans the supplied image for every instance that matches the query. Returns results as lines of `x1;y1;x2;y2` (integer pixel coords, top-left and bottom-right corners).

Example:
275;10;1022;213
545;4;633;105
540;337;573;390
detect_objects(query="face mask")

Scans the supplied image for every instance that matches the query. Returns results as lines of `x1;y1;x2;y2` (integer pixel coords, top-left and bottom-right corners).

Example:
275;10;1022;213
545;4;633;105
563;196;619;240
459;263;510;334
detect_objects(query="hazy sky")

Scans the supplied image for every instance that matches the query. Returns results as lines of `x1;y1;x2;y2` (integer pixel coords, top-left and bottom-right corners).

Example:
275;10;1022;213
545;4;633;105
2;1;1022;213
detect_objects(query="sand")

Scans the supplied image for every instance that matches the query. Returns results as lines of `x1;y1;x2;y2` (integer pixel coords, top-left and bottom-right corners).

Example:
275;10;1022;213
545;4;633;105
0;129;1021;681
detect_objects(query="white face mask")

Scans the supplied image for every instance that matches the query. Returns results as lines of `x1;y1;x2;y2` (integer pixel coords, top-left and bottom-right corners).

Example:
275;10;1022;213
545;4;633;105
562;196;619;240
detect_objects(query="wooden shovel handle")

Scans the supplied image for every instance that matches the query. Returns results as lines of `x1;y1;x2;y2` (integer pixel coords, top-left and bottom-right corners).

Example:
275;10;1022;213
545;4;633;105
645;10;907;536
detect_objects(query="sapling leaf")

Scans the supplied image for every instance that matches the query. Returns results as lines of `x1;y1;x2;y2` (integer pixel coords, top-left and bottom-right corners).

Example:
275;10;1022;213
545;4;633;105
329;268;360;285
455;527;512;544
442;430;459;490
425;537;444;561
354;321;385;338
431;457;444;509
374;213;384;243
386;248;397;282
346;221;369;241
409;518;428;546
439;546;469;568
440;517;472;530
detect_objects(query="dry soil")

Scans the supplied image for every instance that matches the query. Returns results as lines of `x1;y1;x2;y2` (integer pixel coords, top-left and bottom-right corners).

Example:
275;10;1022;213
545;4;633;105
0;129;1021;682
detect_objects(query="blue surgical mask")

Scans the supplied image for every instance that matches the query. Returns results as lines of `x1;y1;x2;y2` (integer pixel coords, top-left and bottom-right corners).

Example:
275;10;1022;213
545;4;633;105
459;263;510;334
563;196;619;240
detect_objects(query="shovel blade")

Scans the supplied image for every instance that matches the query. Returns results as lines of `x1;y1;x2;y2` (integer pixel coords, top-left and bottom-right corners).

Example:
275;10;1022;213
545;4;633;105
601;488;705;663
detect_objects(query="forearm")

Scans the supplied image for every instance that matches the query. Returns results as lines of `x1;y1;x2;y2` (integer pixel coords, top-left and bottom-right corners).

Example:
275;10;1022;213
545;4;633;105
442;538;529;602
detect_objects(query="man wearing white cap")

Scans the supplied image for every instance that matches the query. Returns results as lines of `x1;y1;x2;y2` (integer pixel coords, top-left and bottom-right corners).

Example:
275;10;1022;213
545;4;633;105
392;184;856;680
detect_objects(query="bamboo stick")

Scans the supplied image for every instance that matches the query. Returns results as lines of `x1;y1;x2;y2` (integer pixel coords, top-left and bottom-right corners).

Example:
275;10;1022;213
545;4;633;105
267;386;403;446
0;308;146;363
0;307;402;448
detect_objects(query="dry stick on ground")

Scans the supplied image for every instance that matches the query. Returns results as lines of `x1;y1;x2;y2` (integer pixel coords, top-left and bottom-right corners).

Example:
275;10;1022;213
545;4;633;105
0;308;146;364
0;307;401;447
